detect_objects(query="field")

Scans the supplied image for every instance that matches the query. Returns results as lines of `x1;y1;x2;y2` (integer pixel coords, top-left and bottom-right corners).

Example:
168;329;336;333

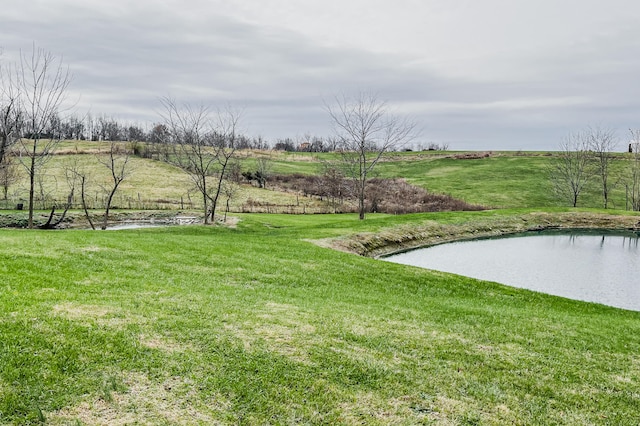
1;145;640;424
3;143;635;212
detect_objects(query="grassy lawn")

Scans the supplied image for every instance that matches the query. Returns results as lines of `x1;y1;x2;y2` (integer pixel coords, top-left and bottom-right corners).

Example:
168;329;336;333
1;211;640;424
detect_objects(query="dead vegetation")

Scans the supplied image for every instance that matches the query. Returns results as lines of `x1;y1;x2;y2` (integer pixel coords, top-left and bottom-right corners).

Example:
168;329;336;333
48;372;225;425
268;174;485;214
452;151;492;159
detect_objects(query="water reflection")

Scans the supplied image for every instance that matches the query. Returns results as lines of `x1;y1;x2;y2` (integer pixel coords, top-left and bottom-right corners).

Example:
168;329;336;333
384;231;640;311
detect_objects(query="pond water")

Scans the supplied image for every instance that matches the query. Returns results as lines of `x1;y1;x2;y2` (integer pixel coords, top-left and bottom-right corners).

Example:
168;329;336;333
384;231;640;311
105;223;169;230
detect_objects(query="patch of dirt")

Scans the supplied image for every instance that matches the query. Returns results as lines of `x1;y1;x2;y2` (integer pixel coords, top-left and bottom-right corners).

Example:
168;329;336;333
219;215;240;228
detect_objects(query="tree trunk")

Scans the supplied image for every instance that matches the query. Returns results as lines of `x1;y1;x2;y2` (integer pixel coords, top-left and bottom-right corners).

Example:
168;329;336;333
102;188;118;230
202;178;209;224
358;170;366;220
28;155;36;229
80;177;95;230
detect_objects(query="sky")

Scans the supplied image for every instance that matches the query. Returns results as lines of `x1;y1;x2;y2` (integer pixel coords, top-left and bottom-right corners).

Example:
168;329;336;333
2;0;640;150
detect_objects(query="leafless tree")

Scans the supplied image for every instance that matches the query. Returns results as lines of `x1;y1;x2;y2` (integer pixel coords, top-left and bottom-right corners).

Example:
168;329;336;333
221;179;240;222
255;156;272;189
97;115;122;141
97;142;132;230
39;179;73;230
206;105;242;223
626;129;640;211
159;97;216;223
159;98;242;224
85;113;100;141
0;60;22;167
16;45;71;228
549;131;594;207
326;136;340;152
587;126;618;208
317;164;349;213
0;156;19;200
326;92;417;219
64;157;95;229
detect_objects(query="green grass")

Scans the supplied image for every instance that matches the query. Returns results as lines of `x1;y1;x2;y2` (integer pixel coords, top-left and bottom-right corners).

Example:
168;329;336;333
1;211;640;424
374;153;632;209
375;155;559;208
3;145;640;423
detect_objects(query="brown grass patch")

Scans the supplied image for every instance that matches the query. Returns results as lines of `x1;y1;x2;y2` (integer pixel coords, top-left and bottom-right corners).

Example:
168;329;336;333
139;334;192;353
453;151;492;159
48;372;227;425
78;245;103;252
337;392;442;425
52;303;144;328
224;302;318;363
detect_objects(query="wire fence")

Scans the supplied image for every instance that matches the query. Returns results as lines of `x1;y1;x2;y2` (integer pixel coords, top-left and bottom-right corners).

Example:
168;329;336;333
0;197;349;215
0;196;194;212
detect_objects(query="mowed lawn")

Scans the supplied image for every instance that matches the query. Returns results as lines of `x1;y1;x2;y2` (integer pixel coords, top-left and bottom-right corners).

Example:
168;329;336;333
1;212;640;424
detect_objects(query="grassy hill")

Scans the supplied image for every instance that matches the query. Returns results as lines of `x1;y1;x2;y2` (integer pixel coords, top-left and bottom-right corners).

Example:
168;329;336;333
3;142;635;213
2;143;640;424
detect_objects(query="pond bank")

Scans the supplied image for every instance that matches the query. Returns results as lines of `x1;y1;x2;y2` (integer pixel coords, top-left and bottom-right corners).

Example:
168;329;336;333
0;210;203;229
325;211;640;257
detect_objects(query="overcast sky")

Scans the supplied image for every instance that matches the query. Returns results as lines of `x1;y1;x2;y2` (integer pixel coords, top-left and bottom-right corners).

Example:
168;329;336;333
2;0;640;150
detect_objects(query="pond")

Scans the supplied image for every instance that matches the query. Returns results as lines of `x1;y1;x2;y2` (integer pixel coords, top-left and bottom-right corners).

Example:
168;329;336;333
105;223;168;230
384;231;640;311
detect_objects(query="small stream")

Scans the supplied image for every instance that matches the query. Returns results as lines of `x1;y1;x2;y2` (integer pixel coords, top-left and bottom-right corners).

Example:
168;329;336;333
384;230;640;311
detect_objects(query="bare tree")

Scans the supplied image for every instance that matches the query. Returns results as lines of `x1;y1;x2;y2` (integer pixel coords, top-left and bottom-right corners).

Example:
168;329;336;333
627;129;640;211
206;105;242;223
316;163;349;213
221;179;240;222
0;156;19;200
159;98;243;224
97;142;131;230
0;60;22;167
159;97;216;223
326;92;417;219
16;45;71;228
255;156;272;189
549;131;594;207
64;156;95;229
587;126;618;209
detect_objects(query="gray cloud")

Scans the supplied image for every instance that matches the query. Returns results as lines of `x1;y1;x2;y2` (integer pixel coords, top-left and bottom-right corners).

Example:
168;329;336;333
2;1;640;150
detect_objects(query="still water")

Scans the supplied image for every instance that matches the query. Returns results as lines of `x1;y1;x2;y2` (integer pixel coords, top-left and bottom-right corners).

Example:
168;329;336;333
384;231;640;311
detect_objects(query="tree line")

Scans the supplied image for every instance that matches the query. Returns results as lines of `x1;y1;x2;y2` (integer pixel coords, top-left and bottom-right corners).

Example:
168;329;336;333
549;126;640;210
